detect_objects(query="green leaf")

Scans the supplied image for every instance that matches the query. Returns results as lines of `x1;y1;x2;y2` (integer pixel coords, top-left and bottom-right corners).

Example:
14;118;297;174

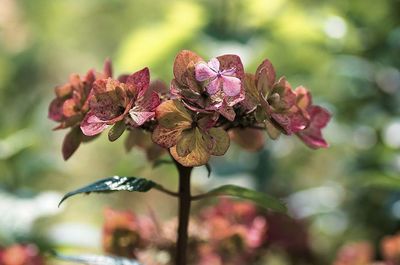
108;120;126;142
199;185;287;213
59;176;157;206
52;251;143;265
363;175;400;189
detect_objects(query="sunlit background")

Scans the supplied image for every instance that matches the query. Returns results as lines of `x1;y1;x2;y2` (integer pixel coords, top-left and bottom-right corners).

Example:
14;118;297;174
1;0;400;264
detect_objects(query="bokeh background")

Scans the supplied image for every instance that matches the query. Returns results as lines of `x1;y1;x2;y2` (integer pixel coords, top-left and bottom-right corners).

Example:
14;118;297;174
1;0;400;264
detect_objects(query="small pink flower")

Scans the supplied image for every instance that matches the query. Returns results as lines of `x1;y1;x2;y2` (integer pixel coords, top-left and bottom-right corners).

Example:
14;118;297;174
171;50;245;121
195;58;241;97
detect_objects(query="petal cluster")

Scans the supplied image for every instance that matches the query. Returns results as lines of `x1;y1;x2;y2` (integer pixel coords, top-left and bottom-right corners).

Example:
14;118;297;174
152;100;229;167
49;50;331;164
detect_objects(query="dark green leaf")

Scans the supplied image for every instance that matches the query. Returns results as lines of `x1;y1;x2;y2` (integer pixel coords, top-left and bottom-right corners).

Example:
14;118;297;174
52;251;143;265
108;120;126;142
62;126;82;160
59;176;157;206
199;184;286;213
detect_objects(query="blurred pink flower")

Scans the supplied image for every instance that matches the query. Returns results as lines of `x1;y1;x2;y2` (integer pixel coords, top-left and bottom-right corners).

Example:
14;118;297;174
0;244;45;265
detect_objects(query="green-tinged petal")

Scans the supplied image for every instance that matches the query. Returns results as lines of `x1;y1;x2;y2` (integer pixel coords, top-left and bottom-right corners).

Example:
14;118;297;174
255;105;267;123
176;129;196;157
152;100;193;148
242;73;260;110
156;100;192;127
152;125;183;148
208;127;230;156
170;128;210;167
265;120;281;140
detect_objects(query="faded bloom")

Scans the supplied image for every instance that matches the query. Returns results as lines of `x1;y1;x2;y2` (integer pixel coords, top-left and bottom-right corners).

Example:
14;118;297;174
333;242;374;265
171;50;245;121
103;208;159;259
48;59;112;160
81;67;160;136
381;232;400;265
152;99;230;167
198;199;268;265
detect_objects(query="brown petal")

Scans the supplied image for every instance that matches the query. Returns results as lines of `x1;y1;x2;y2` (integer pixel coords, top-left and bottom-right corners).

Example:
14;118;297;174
255;59;276;92
217;54;245;80
230;128;265;151
173;50;203;85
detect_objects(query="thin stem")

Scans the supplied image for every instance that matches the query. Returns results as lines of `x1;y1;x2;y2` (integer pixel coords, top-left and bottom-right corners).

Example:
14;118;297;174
153;185;179;197
174;160;193;265
190;192;212;201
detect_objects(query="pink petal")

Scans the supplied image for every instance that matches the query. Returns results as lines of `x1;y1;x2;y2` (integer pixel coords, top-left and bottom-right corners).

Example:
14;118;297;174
221;67;236;76
221;75;241;97
80;112;109;136
206;77;221;95
208;58;220;72
129;109;155;127
195;62;217;81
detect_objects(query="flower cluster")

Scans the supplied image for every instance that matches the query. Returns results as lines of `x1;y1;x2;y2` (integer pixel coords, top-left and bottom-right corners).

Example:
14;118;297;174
102;199;269;265
333;232;400;265
0;244;45;265
49;50;331;166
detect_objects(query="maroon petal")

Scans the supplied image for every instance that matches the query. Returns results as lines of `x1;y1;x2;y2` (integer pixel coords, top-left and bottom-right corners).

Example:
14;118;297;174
62;127;82;160
103;58;113;78
297;105;331;149
48;98;64;122
126;67;150;95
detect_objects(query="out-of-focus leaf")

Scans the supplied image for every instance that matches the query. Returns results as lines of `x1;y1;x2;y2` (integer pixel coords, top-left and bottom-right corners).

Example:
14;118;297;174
364;175;400;189
52;251;143;265
59;176;157;206
197;184;287;213
108;120;126;142
0;129;36;160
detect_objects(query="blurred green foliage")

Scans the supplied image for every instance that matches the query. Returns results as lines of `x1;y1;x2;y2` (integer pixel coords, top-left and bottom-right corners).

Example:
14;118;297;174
1;0;400;264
